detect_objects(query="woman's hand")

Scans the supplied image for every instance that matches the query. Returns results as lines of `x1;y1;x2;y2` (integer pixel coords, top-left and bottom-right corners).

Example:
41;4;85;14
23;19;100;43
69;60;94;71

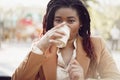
36;22;66;52
68;59;84;80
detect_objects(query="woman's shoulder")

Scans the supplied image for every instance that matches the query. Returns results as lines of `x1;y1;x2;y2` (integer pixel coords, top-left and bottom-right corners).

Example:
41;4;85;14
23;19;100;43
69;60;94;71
90;36;107;62
90;36;103;43
90;36;102;41
90;36;106;49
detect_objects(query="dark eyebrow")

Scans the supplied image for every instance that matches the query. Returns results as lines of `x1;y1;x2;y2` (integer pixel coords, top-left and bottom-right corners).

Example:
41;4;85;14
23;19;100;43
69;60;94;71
55;16;75;19
54;16;61;18
67;16;75;19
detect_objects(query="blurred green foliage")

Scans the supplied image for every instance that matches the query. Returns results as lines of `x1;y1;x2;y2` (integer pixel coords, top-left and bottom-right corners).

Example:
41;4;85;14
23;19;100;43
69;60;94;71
83;0;120;40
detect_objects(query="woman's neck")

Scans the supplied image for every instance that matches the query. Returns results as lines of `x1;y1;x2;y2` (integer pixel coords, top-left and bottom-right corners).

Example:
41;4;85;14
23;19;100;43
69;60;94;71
67;37;76;47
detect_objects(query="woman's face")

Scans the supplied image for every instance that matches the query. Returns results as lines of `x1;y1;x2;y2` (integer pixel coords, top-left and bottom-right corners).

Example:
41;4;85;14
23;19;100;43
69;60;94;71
53;7;81;40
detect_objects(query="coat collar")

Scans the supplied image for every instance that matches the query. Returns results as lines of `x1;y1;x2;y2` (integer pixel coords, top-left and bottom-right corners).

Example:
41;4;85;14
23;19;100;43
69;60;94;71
42;36;90;80
76;36;90;76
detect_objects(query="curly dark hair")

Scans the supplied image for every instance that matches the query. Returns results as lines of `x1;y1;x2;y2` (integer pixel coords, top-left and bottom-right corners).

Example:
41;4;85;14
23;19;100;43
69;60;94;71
43;0;97;71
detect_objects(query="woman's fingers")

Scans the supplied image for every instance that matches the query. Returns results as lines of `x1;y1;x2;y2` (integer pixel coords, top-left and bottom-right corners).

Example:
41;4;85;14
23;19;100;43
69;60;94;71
49;30;65;39
35;22;67;52
52;22;66;30
49;39;60;45
70;59;80;65
45;23;67;46
68;59;84;80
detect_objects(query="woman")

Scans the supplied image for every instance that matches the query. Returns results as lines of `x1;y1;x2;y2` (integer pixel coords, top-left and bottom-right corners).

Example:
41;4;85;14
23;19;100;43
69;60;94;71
12;0;120;80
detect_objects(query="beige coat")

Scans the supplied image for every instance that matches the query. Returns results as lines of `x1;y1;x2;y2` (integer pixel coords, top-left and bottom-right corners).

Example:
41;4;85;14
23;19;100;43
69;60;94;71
12;36;120;80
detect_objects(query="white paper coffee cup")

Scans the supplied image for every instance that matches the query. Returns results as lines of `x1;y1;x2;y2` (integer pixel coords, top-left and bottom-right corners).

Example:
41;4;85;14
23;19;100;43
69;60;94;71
56;25;70;48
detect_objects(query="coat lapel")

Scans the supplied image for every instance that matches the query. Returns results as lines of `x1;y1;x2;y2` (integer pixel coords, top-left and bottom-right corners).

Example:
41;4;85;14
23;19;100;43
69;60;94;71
76;36;90;77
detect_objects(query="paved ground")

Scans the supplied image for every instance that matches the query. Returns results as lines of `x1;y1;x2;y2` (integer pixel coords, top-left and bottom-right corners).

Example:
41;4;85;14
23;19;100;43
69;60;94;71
0;41;120;77
111;51;120;71
0;42;31;76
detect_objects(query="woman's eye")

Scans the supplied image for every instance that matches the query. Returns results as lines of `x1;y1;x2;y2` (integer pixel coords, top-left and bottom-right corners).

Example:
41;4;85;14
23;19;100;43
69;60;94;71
54;19;62;23
68;20;75;23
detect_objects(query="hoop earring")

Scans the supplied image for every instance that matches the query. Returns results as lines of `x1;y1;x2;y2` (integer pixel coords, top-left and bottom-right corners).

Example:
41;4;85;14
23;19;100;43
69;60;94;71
80;25;82;27
79;25;82;30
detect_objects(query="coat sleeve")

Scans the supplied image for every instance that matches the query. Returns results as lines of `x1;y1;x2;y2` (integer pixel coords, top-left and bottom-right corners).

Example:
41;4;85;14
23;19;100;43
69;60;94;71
11;51;47;80
87;38;120;80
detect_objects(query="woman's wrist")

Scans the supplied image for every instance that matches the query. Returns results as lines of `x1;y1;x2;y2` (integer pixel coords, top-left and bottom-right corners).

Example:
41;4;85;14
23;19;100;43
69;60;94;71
35;35;49;52
36;43;46;53
31;45;43;55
